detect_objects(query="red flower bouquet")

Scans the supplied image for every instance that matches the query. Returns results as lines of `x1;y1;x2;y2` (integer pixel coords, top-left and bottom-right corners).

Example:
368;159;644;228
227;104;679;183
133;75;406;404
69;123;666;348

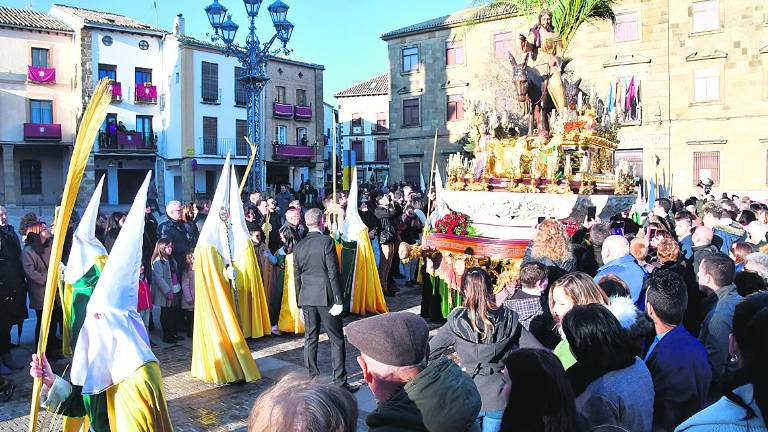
434;211;475;236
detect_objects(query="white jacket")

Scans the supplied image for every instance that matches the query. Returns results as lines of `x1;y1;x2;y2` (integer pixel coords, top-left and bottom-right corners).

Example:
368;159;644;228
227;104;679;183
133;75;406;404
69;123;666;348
675;384;767;432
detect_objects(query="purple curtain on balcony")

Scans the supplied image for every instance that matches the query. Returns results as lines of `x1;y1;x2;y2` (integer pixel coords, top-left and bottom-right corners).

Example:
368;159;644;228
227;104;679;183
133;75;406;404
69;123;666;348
274;144;313;158
294;105;312;119
109;82;122;99
137;84;157;99
117;131;142;148
24;123;62;139
274;103;293;117
28;66;56;83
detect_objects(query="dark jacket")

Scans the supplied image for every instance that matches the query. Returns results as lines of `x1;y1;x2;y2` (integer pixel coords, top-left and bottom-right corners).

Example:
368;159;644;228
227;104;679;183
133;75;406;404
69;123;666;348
158;217;193;269
258;212;282;254
656;260;706;336
699;284;742;398
0;225;27;321
375;205;397;245
429;307;543;412
645;325;712;432
522;245;576;284
712;225;747;255
691;244;718;278
366;357;482;432
293;231;343;307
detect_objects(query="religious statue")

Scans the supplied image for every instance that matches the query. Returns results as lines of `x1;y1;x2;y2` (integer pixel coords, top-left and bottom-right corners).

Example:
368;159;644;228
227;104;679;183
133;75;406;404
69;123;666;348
511;10;567;136
474;125;492;180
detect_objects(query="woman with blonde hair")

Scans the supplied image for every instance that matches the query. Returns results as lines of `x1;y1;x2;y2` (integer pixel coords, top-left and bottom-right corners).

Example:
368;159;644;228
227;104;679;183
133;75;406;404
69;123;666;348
524;219;575;281
248;373;358;432
549;272;608;369
430;267;542;432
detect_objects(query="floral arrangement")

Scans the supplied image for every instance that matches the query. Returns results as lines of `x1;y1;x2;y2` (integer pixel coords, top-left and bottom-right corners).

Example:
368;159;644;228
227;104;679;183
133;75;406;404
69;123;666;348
434;211;476;236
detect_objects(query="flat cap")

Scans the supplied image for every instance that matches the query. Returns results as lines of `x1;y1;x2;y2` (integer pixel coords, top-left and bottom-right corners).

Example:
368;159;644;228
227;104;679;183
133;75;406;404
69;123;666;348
346;312;429;367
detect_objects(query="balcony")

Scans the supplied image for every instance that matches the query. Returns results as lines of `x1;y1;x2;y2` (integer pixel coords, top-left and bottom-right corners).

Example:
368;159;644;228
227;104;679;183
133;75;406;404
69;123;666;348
108;82;122;102
134;83;158;104
196;137;249;158
97;130;156;152
27;66;56;84
273;102;293;118
294;105;312;121
24;123;62;141
201;86;221;105
273;143;315;159
372;125;389;135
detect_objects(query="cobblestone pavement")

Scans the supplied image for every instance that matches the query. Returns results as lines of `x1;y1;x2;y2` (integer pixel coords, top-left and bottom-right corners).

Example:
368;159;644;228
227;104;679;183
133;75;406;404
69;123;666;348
0;283;427;431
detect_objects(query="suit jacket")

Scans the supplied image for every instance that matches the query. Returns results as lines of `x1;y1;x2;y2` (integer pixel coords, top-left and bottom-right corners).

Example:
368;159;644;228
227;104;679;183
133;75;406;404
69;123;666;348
293;231;343;307
645;325;712;432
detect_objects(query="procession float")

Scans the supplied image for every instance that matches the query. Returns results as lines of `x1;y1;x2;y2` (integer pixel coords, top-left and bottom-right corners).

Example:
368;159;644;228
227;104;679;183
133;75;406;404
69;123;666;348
407;4;639;318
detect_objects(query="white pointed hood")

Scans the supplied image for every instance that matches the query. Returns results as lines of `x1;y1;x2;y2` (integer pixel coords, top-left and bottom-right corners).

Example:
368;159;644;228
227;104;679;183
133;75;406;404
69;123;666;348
70;171;157;394
64;175;107;284
341;170;367;242
197;155;250;263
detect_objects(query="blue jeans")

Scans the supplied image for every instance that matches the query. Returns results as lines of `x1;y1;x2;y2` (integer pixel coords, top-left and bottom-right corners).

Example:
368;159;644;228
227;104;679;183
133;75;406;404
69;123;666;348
477;410;503;432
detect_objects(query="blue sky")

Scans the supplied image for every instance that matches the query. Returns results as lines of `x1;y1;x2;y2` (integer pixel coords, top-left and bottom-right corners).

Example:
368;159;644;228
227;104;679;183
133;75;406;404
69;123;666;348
10;0;474;104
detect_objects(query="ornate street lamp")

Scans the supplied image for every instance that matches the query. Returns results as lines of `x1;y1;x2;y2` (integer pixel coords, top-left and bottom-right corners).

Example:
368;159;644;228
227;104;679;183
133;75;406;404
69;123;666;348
204;0;293;192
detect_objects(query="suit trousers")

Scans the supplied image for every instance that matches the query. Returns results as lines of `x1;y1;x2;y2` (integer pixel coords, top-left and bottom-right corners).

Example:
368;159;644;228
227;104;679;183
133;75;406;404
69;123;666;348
302;306;347;385
379;243;395;292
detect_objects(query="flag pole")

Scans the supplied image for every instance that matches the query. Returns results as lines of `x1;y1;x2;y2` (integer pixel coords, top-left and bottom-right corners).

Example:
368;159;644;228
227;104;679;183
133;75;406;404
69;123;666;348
332;115;338;234
423;129;438;236
240;136;257;194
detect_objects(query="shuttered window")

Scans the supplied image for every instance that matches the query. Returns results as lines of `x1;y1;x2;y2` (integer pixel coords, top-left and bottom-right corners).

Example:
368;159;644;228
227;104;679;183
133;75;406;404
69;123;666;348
403;162;421;186
236;119;248;156
447;94;464;122
376;140;388;162
403;98;420;127
201;62;219;103
203;117;217;154
234;67;247;106
351;140;364;162
693;151;720;186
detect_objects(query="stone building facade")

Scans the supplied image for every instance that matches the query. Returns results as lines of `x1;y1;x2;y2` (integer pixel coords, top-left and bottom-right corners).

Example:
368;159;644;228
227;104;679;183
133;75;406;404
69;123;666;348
383;1;768;197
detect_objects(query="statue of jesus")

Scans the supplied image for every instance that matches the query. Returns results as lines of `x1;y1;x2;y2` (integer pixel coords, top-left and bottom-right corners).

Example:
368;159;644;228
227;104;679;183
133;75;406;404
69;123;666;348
519;10;566;115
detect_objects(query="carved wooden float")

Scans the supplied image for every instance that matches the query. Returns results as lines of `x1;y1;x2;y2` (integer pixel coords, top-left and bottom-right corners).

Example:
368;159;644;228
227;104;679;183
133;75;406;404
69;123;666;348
424;233;528;260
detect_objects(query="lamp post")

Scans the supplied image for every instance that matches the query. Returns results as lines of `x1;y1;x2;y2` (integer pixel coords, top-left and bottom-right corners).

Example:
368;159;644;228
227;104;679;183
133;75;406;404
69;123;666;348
204;0;294;192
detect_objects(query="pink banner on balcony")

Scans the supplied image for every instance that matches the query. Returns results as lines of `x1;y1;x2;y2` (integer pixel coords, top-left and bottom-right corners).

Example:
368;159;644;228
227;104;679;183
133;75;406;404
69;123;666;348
24;123;62;140
117;130;142;148
136;84;157;100
28;66;56;83
274;102;293;117
274;144;314;158
294;105;312;119
109;82;122;99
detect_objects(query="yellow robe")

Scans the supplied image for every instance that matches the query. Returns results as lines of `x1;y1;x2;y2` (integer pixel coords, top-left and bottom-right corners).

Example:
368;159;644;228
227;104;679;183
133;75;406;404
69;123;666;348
350;230;389;315
277;253;304;334
191;245;261;384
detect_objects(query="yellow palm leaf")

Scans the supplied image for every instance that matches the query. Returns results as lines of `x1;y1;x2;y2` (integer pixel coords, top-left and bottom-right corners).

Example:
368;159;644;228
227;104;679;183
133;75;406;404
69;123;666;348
28;78;113;432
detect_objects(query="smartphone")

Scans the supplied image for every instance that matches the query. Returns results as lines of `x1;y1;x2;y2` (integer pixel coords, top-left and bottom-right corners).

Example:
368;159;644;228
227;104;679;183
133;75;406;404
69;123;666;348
610;221;625;236
538;216;546;224
586;206;597;221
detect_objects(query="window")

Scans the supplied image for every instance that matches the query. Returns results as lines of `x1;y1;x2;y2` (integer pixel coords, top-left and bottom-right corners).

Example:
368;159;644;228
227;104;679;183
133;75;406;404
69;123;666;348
694;68;719;102
614;12;639;42
136;115;153;147
376;140;388;162
29;99;53;124
234;67;247;106
692;0;719;33
403;162;421;186
351;113;362;134
276;86;286;103
135;68;152;85
19;160;42;195
446;40;464;66
297;127;308;145
101;113;117;133
138;40;149;50
296;89;307;106
98;64;116;81
201;61;219;103
494;32;516;58
31;48;49;68
351;140;364;162
101;36;113;46
276;125;287;144
236;119;248;156
447;94;464;122
203;116;217;154
402;98;420;127
375;112;387;133
402;47;419;73
693;151;720;186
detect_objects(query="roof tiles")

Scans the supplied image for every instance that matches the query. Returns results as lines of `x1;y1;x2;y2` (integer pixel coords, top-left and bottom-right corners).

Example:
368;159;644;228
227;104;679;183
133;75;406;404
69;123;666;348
0;6;72;33
334;74;389;98
53;3;165;33
381;3;518;40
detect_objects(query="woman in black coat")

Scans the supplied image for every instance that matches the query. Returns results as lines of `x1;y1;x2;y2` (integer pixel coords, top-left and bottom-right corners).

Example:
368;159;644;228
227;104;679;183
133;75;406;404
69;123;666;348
429;267;543;432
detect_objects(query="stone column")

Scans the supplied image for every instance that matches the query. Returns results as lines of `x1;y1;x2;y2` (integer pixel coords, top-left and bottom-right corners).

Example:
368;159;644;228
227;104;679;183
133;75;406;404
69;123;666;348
2;145;17;207
182;159;195;203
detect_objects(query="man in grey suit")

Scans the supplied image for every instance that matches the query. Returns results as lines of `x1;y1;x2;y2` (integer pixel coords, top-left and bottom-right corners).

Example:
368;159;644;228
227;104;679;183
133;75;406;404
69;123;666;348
293;208;358;392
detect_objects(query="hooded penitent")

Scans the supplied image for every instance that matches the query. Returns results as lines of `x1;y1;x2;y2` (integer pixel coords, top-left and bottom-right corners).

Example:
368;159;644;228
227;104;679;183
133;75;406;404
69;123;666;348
191;155;265;384
62;175;108;357
342;170;388;315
